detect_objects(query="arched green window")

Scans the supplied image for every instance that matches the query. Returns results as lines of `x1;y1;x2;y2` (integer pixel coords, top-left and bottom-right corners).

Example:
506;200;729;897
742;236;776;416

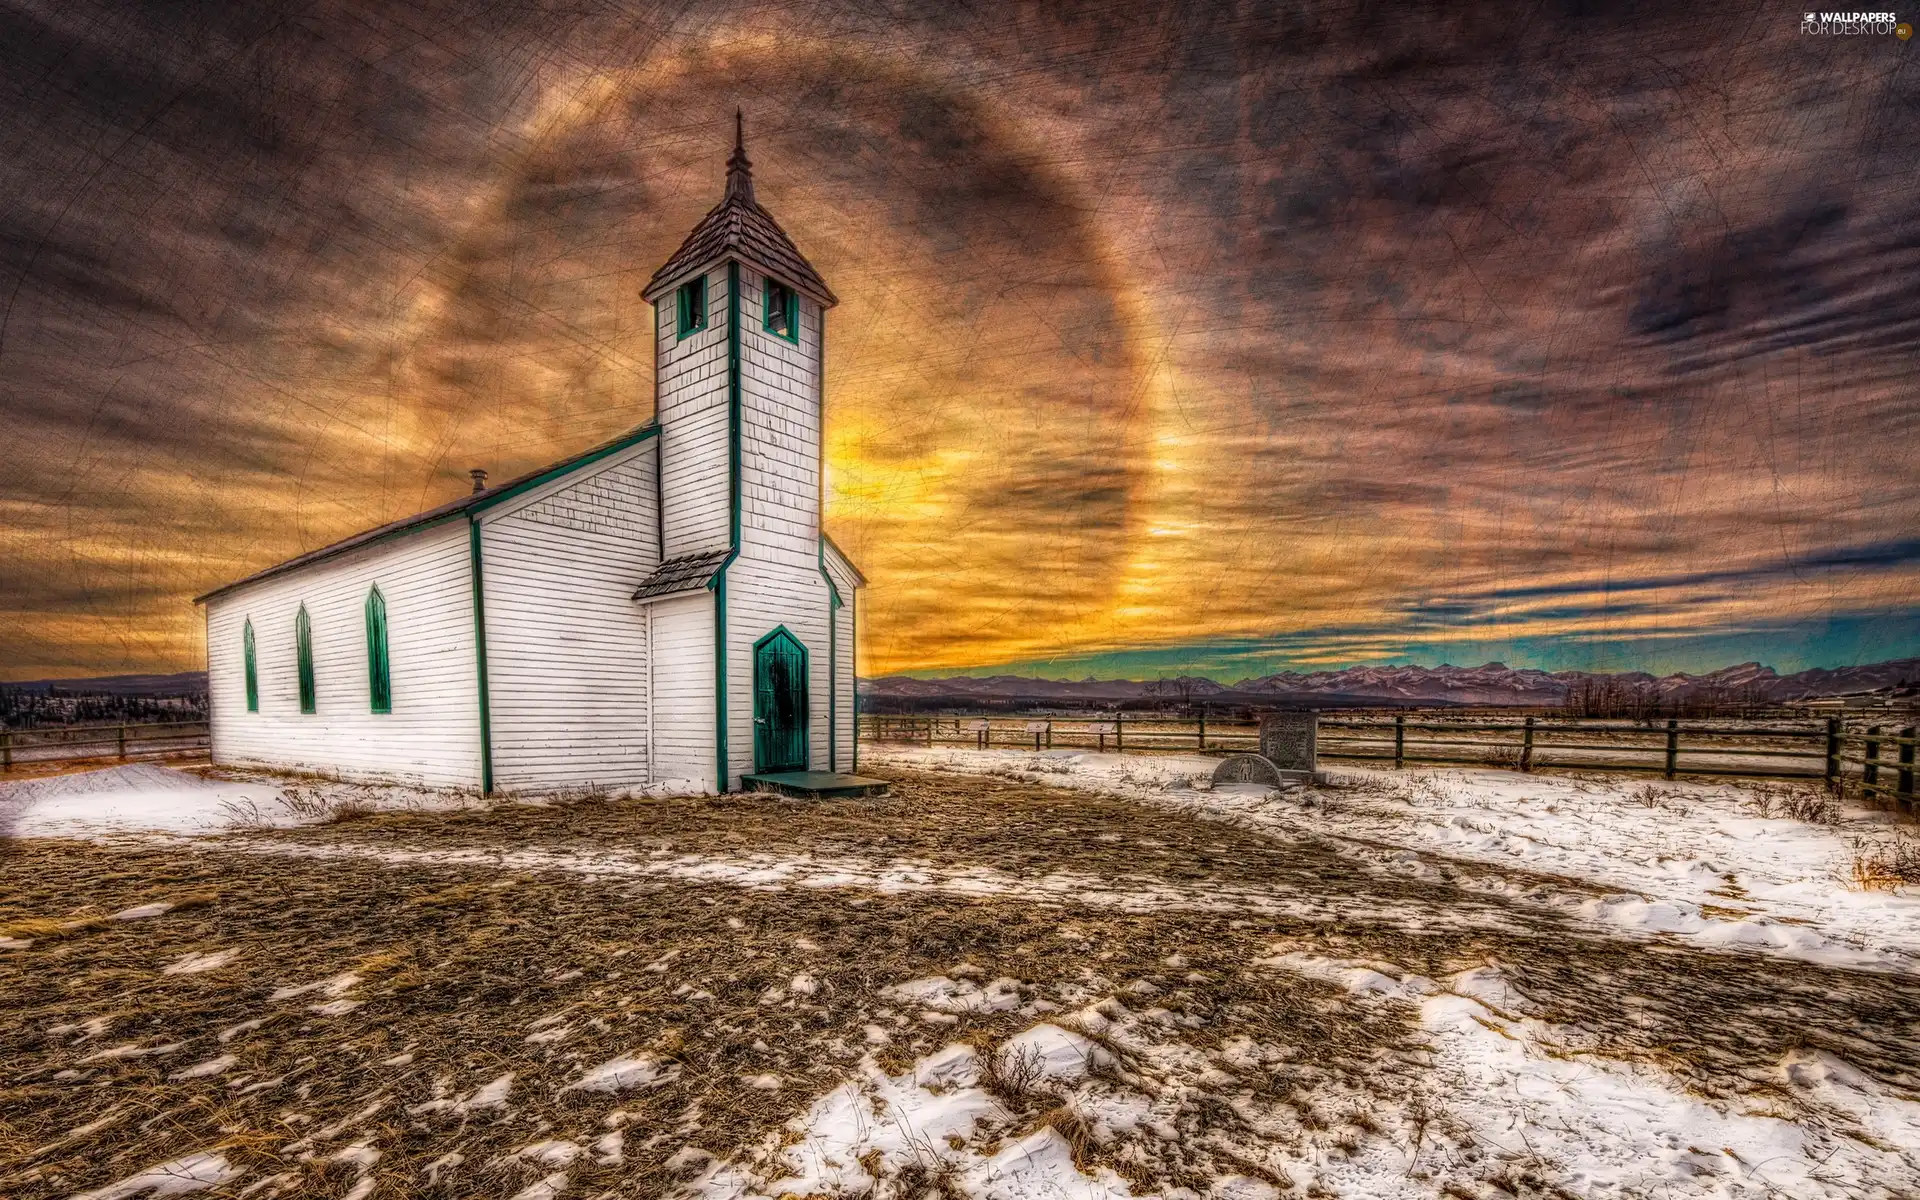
243;619;258;713
365;586;391;714
295;605;316;714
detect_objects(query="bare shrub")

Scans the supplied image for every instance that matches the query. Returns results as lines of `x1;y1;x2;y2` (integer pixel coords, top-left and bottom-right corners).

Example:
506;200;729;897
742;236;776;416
1741;783;1839;825
1402;773;1452;805
1483;744;1523;770
1851;838;1920;891
323;797;377;824
980;1042;1048;1107
1324;773;1399;797
1629;783;1680;808
215;797;274;829
279;787;334;821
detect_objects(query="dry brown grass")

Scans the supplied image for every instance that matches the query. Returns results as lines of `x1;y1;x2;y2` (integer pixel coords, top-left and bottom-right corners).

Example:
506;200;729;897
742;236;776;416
1851;838;1920;891
2;766;1917;1197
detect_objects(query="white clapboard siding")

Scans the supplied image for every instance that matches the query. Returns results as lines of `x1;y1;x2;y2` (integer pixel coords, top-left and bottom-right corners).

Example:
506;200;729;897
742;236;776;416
650;593;715;786
722;554;834;787
479;445;659;792
205;521;481;787
836;596;855;768
821;540;862;769
658;265;731;559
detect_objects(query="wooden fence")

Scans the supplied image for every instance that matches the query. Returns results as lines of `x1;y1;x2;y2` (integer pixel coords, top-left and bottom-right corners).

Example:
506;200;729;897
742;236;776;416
859;713;1917;804
0;721;211;771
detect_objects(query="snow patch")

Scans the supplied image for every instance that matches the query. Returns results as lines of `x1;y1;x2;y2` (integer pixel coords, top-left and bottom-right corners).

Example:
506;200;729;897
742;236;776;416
161;948;238;975
68;1149;243;1198
562;1054;679;1095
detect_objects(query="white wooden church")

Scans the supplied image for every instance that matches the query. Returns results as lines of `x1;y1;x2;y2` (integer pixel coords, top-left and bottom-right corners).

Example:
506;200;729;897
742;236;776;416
196;120;866;795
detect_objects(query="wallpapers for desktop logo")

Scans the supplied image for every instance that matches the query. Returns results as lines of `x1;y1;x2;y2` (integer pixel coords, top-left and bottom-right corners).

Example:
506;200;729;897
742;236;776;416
1801;10;1910;35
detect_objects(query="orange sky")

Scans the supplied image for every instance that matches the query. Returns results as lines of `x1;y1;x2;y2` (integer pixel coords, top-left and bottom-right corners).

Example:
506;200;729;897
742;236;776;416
3;2;1916;682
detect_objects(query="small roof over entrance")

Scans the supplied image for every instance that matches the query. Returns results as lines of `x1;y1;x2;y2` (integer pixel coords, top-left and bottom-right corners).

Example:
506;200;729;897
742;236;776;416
631;547;733;600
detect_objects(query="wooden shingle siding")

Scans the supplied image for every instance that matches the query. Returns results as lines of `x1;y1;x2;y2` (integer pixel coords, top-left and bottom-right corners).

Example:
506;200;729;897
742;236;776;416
705;265;839;787
737;265;823;572
480;446;659;792
649;593;715;786
658;265;731;559
204;522;481;787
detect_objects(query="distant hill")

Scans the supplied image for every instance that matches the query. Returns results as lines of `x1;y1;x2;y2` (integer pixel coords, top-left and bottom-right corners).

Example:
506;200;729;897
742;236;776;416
3;671;209;697
860;658;1920;709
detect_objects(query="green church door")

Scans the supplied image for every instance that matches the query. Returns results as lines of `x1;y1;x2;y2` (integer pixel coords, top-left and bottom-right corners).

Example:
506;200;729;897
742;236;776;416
753;628;809;773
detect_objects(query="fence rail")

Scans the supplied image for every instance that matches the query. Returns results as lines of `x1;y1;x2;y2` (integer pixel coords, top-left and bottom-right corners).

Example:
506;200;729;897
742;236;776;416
859;713;1916;806
0;721;211;771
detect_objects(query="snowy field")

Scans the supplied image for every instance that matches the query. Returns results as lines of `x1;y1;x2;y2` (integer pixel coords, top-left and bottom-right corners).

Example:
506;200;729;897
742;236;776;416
1;760;1917;1199
867;746;1920;973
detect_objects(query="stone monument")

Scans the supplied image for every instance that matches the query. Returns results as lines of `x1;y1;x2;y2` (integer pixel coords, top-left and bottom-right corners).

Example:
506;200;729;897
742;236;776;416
1259;712;1319;773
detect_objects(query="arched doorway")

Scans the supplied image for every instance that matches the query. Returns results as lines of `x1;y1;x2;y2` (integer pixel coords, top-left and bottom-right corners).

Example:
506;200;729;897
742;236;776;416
753;627;809;773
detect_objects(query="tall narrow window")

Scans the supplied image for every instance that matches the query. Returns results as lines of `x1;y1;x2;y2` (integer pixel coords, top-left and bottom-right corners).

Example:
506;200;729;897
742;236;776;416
243;619;258;713
763;278;798;342
676;276;707;338
365;586;391;714
295;605;316;714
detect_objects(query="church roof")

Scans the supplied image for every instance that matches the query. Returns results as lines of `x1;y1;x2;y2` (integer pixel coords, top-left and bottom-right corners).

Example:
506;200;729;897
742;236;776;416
631;547;735;600
642;113;836;307
193;423;659;605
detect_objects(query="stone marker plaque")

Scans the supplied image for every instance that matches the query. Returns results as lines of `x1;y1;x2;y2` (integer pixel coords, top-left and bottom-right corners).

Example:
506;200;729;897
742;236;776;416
1024;721;1050;733
1211;754;1283;786
1259;712;1318;771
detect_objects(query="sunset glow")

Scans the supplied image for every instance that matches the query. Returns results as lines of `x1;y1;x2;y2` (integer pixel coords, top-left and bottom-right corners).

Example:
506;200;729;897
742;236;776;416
3;3;1915;681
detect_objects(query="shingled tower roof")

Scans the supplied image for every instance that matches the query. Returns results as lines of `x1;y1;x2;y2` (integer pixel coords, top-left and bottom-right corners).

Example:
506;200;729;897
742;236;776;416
642;112;836;307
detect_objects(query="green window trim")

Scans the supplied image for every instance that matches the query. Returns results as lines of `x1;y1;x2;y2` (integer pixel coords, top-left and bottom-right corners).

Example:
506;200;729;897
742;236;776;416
676;275;708;339
365;585;392;714
295;605;316;714
243;619;258;713
763;277;799;343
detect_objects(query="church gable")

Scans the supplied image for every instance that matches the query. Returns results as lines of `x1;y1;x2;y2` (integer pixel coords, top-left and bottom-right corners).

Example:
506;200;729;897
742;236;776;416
512;455;656;539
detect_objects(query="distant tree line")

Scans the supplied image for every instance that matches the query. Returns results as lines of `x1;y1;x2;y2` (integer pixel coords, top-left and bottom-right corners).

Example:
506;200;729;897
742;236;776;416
1558;678;1777;721
0;687;208;729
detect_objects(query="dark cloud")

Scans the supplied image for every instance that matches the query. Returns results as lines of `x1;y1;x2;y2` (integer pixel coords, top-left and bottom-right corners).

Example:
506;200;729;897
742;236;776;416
1;0;1915;678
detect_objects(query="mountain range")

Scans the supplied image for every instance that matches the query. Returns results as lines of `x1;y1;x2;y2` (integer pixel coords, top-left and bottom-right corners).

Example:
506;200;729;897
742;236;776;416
860;658;1920;708
7;660;1917;710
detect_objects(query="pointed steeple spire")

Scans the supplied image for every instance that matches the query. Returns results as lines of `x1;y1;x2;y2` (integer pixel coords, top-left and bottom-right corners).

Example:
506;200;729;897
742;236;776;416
724;108;754;204
643;110;835;306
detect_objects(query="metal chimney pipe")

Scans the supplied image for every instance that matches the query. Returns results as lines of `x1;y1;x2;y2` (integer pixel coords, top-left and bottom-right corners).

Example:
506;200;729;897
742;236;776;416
469;468;488;494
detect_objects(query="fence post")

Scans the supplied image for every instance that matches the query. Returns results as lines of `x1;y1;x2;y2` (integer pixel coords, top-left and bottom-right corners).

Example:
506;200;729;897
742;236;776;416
1664;719;1678;780
1045;722;1052;750
1899;726;1915;808
1;730;9;771
118;724;127;760
1864;725;1881;789
1198;708;1206;751
982;721;990;750
1824;717;1841;792
1116;718;1124;752
1520;716;1534;773
1394;714;1405;770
